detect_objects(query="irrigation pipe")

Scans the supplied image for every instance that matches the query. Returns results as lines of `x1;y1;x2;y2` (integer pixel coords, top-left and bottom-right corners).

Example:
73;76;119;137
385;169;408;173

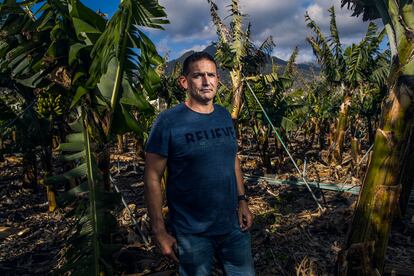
244;174;414;207
110;175;149;245
244;174;361;195
243;78;325;211
357;143;374;166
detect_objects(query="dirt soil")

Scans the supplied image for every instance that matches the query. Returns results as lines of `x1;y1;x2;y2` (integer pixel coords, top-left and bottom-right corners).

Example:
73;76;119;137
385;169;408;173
1;143;414;275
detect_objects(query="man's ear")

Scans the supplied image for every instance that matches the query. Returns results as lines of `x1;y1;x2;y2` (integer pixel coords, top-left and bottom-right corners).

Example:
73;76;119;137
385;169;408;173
178;76;188;90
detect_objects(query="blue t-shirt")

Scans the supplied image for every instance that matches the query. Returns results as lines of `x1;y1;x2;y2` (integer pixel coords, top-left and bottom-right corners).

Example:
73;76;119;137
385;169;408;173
145;103;239;235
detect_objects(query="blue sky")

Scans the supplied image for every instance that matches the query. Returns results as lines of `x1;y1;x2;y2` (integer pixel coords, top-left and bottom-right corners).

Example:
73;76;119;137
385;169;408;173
83;0;385;63
86;0;117;17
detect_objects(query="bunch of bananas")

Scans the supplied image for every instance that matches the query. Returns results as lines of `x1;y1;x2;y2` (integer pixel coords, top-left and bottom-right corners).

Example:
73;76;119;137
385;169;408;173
37;92;63;118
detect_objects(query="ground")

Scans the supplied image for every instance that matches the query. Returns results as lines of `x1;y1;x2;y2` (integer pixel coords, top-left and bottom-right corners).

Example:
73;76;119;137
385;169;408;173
1;141;414;275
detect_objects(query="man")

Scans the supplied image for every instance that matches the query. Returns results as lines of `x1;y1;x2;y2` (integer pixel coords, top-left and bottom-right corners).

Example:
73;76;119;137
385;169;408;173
144;52;255;275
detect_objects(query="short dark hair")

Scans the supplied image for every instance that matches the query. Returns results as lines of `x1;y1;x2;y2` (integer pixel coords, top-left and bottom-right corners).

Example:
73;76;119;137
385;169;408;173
182;52;217;76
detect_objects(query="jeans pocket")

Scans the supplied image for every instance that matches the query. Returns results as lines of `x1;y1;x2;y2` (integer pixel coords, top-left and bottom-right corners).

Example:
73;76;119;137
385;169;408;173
176;233;215;265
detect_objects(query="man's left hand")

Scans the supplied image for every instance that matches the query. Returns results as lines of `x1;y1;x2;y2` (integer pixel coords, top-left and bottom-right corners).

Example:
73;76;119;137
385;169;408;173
238;200;253;231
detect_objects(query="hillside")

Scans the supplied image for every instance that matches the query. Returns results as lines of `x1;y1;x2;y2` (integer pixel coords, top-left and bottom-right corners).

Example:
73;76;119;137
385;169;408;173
166;44;320;84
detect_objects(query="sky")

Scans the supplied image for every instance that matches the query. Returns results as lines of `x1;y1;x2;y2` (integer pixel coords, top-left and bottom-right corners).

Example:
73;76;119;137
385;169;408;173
86;0;385;64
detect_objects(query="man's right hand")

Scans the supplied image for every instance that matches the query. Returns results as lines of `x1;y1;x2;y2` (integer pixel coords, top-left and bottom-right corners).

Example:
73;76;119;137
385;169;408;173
154;230;179;262
145;153;178;262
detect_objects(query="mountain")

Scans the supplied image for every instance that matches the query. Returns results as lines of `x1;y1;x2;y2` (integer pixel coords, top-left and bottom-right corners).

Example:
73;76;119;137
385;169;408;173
166;44;320;83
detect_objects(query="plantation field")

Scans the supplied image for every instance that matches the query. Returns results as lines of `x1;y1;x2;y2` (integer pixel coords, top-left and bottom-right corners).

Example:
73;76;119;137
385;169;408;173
1;0;413;274
1;135;413;275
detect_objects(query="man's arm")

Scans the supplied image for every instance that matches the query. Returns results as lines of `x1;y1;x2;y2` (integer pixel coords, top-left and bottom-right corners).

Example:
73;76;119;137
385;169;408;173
144;152;178;262
235;155;253;231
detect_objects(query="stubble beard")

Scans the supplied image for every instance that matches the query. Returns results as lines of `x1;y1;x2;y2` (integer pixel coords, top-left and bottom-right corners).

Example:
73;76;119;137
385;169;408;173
189;89;216;105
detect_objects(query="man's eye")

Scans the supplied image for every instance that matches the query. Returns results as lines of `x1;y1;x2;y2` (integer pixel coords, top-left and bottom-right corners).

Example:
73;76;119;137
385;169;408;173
192;73;216;78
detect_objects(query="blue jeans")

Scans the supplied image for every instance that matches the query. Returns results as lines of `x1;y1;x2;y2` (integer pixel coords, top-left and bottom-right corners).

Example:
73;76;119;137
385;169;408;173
176;229;255;276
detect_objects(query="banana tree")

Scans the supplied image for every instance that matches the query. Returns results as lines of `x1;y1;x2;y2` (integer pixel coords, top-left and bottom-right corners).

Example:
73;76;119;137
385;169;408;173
157;58;186;109
1;0;168;274
305;8;347;163
1;0;166;189
306;7;388;164
243;51;297;172
207;0;278;125
305;7;349;163
71;0;166;190
0;86;52;193
207;0;298;171
44;111;122;275
349;63;389;145
0;1;59;191
289;78;341;151
61;0;168;273
338;0;414;274
342;25;389;167
0;0;95;198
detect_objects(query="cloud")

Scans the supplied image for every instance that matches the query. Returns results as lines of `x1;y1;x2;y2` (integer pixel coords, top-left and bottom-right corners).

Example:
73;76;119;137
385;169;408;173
178;43;210;56
153;0;216;42
152;0;383;62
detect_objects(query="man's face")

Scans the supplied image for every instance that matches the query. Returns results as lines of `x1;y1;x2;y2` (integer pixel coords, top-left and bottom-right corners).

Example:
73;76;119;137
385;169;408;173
179;59;219;104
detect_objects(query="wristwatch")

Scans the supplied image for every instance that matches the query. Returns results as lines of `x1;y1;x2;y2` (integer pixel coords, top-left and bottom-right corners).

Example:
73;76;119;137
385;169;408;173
237;194;249;202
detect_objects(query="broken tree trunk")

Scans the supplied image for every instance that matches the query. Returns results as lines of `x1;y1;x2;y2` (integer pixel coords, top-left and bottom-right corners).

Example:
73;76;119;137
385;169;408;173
351;137;360;175
332;88;351;164
117;134;126;153
230;68;244;123
341;71;414;275
336;3;413;272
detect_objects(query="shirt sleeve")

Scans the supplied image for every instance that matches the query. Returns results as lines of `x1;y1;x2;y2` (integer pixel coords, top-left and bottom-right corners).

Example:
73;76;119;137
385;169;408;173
145;114;170;157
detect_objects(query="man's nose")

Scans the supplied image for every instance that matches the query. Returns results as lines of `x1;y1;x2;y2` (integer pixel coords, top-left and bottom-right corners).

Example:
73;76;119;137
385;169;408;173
201;73;209;84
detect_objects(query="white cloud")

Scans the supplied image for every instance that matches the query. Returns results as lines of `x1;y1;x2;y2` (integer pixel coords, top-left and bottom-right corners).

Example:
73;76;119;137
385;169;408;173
307;4;324;22
297;50;317;63
157;0;216;41
178;43;211;56
153;0;383;62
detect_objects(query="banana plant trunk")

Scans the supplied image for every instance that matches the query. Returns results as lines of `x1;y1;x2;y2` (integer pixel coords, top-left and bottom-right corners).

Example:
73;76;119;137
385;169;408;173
318;119;328;150
351;137;360;176
332;86;351;164
366;114;374;145
258;127;272;173
308;117;318;148
341;53;414;275
22;151;37;190
246;104;272;171
328;122;335;149
117;134;126;153
230;69;244;124
97;143;111;191
91;110;112;192
46;186;57;212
